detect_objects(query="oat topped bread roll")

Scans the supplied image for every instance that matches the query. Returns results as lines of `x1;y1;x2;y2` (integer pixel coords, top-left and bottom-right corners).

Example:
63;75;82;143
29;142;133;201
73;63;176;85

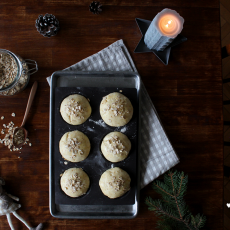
101;132;131;163
59;130;90;163
60;94;91;125
60;168;90;198
99;167;131;199
100;92;133;127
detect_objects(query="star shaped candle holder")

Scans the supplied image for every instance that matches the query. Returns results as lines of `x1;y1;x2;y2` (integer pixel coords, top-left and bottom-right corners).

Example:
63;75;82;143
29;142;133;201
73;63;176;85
134;18;187;65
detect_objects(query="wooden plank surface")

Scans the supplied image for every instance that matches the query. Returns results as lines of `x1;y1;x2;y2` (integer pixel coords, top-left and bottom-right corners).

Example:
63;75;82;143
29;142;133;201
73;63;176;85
0;1;223;229
220;0;230;228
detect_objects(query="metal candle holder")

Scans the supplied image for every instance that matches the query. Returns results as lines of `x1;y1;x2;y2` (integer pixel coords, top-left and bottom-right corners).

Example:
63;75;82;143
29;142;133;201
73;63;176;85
134;18;187;65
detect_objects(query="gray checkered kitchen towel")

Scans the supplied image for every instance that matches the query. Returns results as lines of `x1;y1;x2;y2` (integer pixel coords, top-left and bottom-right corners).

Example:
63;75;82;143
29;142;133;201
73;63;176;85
47;39;179;188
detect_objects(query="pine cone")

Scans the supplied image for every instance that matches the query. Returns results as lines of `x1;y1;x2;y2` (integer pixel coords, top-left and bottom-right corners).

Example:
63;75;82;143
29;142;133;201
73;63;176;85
35;13;60;37
89;1;102;14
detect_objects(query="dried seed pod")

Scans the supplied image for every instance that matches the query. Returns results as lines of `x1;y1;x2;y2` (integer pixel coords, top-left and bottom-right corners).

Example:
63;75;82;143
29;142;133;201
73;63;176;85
89;1;102;14
35;13;60;37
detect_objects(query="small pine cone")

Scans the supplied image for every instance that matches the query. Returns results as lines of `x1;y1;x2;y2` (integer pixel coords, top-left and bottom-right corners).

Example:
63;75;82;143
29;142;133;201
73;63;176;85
35;13;60;37
89;1;102;14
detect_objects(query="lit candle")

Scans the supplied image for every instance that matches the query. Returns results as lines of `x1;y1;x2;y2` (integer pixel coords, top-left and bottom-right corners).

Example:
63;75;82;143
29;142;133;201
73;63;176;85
144;8;184;51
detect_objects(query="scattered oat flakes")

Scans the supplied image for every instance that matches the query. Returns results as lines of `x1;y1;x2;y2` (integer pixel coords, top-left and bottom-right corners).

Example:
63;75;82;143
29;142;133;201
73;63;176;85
0;121;30;151
29;143;32;146
119;90;122;92
11;113;15;117
106;176;125;191
64;161;68;165
65;137;84;158
66;173;84;192
104;135;127;156
18;156;20;158
1;116;4;120
102;96;126;119
64;98;85;119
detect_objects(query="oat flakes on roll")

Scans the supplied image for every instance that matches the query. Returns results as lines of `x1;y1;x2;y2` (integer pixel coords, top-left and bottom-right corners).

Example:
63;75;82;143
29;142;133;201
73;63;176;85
99;167;131;199
100;92;133;127
101;131;131;163
60;94;91;125
60;168;90;198
59;130;90;163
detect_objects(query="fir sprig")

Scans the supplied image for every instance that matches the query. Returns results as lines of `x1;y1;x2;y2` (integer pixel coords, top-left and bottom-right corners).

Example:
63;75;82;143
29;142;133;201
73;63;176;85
146;170;206;230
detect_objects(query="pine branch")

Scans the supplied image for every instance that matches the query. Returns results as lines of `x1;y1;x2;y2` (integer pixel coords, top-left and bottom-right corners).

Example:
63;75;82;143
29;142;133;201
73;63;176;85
191;214;206;229
146;170;206;230
177;174;185;197
146;198;194;230
169;172;183;220
153;182;174;198
146;198;184;223
197;215;206;228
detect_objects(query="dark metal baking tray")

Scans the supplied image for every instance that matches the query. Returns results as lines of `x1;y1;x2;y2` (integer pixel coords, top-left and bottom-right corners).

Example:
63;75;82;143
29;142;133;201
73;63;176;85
49;71;140;219
54;87;138;206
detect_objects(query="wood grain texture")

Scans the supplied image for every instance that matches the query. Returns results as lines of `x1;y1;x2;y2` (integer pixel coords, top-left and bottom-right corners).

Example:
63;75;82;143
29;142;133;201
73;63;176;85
0;0;223;229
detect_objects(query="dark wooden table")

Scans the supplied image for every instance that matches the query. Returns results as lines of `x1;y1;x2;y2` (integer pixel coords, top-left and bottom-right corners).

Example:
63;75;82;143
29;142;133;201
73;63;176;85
0;0;223;229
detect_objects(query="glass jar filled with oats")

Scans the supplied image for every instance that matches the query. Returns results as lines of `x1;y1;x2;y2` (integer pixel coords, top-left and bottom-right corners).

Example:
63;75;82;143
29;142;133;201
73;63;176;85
0;49;38;96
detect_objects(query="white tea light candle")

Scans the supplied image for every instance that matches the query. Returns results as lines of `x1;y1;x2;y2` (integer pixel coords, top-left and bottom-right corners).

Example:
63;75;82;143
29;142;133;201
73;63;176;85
144;8;184;51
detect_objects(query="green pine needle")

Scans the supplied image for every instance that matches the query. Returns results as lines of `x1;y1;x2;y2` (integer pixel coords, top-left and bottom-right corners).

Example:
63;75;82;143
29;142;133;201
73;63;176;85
146;170;206;230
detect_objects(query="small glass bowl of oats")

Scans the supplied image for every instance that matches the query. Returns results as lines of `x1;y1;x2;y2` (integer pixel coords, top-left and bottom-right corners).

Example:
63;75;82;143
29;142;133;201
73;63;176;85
0;49;38;96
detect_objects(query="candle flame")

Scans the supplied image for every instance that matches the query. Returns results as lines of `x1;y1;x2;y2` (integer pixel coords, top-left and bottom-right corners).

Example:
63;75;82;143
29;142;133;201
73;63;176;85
159;13;182;36
165;20;173;28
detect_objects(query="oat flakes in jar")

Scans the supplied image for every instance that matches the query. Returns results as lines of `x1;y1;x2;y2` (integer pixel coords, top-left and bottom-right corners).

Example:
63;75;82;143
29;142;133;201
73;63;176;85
0;49;38;96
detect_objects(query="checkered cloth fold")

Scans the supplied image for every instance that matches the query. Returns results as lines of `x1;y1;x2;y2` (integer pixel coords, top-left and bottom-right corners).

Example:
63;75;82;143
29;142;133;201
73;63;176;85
47;39;179;188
